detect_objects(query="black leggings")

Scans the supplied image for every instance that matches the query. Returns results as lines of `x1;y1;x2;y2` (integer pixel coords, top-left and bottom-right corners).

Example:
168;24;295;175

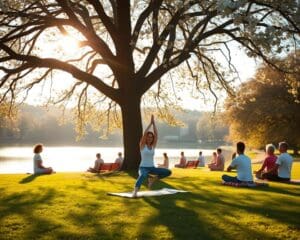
261;172;290;182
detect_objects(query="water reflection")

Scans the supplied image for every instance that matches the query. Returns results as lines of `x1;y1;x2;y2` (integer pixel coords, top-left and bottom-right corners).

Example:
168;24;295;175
0;146;215;174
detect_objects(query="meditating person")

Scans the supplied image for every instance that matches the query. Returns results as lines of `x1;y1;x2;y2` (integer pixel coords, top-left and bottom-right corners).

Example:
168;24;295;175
87;153;104;173
261;141;293;181
209;148;225;171
132;115;172;197
254;144;277;180
222;142;253;184
174;151;187;168
115;152;123;165
208;152;217;167
157;152;169;169
33;144;54;174
197;151;205;167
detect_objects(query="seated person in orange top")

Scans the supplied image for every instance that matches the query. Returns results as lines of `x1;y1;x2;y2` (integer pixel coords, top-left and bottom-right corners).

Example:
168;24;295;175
174;151;187;168
157;152;169;169
87;153;104;173
255;144;277;179
208;149;224;171
208;152;217;167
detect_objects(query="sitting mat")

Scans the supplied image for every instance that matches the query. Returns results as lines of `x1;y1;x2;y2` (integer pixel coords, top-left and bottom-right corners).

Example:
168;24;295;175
222;181;269;187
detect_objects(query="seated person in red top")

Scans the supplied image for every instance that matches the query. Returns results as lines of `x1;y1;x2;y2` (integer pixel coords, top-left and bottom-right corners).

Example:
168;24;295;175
255;144;277;179
174;151;187;168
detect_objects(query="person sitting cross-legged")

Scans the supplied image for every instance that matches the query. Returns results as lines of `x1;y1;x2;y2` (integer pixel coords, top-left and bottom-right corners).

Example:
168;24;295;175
174;151;187;168
254;144;277;180
209;148;225;171
87;153;104;173
261;141;293;182
222;142;253;184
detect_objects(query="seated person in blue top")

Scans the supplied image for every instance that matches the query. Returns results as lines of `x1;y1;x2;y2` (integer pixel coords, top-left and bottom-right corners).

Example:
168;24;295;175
262;141;293;182
33;144;54;174
222;142;253;184
132;115;172;197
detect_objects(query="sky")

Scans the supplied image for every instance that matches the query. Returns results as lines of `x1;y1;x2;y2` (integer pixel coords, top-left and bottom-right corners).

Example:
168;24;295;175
181;49;258;111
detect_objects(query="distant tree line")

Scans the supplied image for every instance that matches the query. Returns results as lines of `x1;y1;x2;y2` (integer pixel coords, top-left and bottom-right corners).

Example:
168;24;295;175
0;105;229;147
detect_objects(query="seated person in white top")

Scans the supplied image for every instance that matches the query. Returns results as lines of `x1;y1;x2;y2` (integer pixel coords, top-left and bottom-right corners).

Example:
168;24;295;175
222;142;253;183
263;141;293;181
33;144;54;174
157;152;169;169
132;115;172;197
197;151;205;167
115;152;123;168
87;153;104;173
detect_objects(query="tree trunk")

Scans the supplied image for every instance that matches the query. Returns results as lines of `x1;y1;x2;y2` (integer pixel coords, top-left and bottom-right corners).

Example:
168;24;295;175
120;95;143;170
293;146;299;155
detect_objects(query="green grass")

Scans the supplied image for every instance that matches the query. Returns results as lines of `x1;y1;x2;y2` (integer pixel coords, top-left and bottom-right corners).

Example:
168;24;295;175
0;164;300;240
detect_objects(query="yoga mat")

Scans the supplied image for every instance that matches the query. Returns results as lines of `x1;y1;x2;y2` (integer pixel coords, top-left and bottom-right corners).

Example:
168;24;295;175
108;188;188;198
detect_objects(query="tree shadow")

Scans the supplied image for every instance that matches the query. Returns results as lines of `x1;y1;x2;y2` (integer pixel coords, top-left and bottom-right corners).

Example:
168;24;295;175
0;187;62;239
131;181;275;240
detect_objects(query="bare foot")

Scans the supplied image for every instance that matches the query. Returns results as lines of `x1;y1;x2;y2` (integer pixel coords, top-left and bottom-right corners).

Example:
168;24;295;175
132;187;139;198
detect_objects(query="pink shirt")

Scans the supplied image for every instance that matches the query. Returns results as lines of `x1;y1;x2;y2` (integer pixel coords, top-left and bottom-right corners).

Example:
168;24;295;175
261;155;277;171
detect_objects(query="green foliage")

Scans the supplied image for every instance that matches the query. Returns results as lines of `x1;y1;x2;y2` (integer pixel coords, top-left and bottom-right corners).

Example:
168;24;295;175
224;52;300;149
0;164;299;240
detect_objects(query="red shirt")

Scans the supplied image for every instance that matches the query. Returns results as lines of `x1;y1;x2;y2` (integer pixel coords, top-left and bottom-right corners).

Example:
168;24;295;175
261;155;277;172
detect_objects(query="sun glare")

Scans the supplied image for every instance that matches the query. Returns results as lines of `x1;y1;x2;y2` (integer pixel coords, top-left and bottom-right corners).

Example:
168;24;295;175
58;36;79;55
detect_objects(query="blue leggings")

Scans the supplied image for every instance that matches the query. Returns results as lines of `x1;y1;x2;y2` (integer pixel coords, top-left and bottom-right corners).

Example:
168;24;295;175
222;174;241;183
135;167;172;188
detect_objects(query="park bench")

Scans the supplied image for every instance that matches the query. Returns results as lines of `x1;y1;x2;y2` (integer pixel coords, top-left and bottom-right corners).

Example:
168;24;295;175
99;163;121;172
185;160;200;169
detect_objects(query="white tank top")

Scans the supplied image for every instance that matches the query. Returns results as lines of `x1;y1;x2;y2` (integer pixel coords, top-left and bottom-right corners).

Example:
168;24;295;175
140;145;155;167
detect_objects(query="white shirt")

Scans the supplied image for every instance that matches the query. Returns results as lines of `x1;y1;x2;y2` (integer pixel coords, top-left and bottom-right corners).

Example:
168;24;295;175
94;158;104;170
276;152;293;178
198;155;205;167
33;153;42;173
230;154;253;182
115;157;123;164
140;146;155;167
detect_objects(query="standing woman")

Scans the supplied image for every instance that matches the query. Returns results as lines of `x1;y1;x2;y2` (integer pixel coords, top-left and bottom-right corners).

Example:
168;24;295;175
132;115;172;197
33;144;54;174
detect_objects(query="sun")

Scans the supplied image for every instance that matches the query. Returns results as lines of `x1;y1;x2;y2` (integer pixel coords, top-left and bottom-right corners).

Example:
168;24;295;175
57;35;80;55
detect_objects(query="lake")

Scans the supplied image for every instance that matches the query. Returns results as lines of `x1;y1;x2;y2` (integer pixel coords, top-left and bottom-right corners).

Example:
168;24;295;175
0;146;223;174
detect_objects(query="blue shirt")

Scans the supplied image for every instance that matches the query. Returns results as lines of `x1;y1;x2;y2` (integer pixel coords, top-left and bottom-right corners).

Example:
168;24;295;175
230;154;253;181
140;146;155;167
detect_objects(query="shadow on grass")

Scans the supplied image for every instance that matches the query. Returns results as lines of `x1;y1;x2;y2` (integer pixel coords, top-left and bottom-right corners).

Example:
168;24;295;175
133;181;273;240
19;174;40;184
0;187;62;239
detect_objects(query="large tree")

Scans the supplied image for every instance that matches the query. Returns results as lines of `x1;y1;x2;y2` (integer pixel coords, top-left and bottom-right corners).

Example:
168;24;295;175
0;1;299;169
224;52;300;153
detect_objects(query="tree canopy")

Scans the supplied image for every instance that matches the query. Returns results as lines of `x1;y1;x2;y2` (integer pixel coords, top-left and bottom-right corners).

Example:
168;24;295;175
224;52;300;152
0;0;299;169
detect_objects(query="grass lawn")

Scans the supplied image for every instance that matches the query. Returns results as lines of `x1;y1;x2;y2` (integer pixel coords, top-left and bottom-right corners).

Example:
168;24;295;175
0;163;299;240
